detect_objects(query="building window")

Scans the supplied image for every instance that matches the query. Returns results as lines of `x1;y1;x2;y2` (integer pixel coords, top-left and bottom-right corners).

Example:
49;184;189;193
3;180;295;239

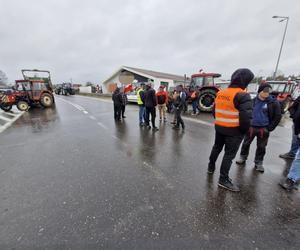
160;81;169;90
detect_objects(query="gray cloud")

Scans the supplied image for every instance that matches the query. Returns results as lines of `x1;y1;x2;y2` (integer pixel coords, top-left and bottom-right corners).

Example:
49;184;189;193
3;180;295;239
1;0;299;84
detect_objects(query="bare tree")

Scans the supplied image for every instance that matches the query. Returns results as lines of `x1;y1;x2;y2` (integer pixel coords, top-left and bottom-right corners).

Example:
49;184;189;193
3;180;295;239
0;70;8;85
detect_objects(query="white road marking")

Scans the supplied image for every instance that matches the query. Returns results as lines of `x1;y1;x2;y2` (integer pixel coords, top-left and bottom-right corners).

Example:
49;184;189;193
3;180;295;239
0;110;24;133
97;122;108;130
89;115;96;120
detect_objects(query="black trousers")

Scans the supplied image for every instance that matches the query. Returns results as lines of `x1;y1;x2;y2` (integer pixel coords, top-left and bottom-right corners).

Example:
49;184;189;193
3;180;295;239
121;105;126;117
114;105;121;120
209;131;244;180
145;107;156;127
240;127;270;164
175;107;184;128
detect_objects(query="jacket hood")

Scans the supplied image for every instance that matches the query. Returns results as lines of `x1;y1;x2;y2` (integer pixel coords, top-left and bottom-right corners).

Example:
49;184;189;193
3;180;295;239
229;68;254;89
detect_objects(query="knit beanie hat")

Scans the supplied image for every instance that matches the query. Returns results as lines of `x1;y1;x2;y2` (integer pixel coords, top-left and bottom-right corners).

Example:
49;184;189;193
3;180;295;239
258;83;272;93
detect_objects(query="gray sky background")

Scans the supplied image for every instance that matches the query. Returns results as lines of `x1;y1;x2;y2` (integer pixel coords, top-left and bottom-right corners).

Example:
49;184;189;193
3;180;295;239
1;0;299;84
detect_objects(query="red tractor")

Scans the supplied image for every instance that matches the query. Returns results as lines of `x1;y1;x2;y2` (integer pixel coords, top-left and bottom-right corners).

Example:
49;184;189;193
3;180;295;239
265;80;299;113
189;71;228;112
0;69;55;111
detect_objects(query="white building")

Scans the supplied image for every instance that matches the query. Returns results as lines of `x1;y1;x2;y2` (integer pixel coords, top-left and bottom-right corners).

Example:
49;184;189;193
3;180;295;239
102;66;188;93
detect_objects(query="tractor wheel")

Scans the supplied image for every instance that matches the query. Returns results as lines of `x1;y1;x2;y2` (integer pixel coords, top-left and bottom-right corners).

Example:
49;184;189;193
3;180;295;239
17;101;29;111
0;104;12;112
40;93;54;107
198;89;217;112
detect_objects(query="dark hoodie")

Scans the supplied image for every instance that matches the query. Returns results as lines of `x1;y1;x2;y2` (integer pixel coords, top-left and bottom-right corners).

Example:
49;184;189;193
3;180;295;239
215;68;254;136
112;88;122;106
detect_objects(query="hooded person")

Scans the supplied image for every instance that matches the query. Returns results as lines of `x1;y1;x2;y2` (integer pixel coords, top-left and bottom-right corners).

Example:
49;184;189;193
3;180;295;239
236;83;282;172
208;68;254;192
112;87;122;121
144;81;159;131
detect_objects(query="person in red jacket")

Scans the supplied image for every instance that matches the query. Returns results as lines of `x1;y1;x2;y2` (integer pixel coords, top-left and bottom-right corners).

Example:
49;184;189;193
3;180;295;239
156;86;168;122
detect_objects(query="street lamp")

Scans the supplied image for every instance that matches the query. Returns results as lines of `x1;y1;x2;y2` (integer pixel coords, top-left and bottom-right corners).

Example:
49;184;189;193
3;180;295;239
272;15;289;79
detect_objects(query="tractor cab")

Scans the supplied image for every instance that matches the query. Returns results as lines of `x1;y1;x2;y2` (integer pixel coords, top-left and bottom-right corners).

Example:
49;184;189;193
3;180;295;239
190;73;221;88
265;80;299;113
189;71;223;112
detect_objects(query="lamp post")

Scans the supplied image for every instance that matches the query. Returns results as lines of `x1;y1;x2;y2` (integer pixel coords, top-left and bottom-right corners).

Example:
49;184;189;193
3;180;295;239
272;15;289;79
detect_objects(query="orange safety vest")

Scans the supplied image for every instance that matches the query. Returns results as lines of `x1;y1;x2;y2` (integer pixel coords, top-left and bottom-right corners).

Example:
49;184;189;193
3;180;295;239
215;87;244;127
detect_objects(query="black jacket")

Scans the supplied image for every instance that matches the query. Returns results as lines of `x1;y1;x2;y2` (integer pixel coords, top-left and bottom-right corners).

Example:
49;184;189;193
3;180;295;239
252;96;282;132
112;89;122;106
215;68;254;136
144;88;157;108
173;91;186;109
289;96;300;135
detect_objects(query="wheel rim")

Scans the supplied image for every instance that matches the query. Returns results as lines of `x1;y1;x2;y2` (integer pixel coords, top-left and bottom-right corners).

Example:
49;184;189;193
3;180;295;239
200;94;215;109
43;96;51;105
19;103;28;110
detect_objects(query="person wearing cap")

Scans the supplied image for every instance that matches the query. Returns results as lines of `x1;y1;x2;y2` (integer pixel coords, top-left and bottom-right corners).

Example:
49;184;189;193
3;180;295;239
208;68;254;192
236;83;282;172
137;83;146;126
144;81;159;131
156;85;168;122
172;85;186;130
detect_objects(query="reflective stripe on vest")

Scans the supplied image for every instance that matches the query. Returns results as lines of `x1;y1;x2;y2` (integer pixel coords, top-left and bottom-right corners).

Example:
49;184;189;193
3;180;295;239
215;87;244;127
137;89;143;105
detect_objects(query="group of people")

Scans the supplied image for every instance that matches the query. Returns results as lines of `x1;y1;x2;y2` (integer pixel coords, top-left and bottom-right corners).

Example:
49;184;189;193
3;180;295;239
136;82;187;131
112;69;299;192
112;82;187;131
208;68;299;192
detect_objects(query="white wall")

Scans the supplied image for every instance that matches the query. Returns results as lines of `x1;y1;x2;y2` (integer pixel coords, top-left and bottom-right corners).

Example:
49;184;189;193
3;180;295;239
79;86;92;93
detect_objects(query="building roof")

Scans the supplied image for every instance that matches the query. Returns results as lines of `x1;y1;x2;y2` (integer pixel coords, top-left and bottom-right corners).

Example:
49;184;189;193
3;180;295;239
103;66;186;84
124;66;186;81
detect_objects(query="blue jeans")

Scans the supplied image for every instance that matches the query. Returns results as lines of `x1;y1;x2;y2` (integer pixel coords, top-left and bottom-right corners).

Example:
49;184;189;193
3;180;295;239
139;105;145;124
289;126;300;155
288;149;300;182
192;100;199;114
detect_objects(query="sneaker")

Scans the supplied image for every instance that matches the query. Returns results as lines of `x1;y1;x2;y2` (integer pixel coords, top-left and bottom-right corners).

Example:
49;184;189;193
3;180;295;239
254;163;265;173
191;113;196;116
218;178;240;192
152;127;159;132
207;163;215;174
170;121;176;125
279;152;295;159
279;178;298;190
236;156;246;165
146;125;151;130
139;122;145;127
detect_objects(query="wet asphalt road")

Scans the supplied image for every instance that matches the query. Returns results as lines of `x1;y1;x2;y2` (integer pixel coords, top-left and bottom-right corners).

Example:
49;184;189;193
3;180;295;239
0;95;299;249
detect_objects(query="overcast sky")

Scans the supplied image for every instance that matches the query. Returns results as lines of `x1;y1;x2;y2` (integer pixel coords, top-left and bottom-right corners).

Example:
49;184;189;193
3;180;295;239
0;0;299;84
